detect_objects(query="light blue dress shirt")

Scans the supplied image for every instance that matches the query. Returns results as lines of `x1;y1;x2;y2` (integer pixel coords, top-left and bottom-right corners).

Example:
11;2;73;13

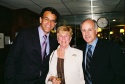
85;38;98;69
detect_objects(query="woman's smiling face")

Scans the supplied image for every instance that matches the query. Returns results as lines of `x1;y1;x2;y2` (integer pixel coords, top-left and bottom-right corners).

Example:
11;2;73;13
57;31;71;48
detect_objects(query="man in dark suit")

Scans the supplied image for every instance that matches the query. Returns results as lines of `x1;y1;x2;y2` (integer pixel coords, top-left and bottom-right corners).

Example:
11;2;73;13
4;7;60;84
79;18;125;84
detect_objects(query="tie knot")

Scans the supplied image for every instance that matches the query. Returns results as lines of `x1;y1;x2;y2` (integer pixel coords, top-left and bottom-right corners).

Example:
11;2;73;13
88;45;92;49
43;35;47;40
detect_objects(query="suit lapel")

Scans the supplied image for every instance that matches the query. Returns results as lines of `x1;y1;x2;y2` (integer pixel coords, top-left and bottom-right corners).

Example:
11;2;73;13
91;39;102;63
31;27;42;63
49;34;58;54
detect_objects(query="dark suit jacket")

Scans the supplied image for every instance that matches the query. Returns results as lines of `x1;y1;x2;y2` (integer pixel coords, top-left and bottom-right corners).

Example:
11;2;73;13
4;27;58;84
78;38;125;84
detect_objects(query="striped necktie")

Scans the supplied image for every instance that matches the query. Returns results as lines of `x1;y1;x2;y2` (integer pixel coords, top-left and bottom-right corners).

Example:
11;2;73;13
85;45;92;84
41;35;47;61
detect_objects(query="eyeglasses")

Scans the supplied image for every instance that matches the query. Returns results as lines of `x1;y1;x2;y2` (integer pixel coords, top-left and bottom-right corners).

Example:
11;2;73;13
42;17;56;23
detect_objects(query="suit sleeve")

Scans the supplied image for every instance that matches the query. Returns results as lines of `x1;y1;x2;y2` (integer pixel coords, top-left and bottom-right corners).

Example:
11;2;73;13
4;31;24;84
110;43;125;84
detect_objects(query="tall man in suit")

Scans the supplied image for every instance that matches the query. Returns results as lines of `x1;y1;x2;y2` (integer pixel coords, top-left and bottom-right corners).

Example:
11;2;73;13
79;18;125;84
4;7;60;84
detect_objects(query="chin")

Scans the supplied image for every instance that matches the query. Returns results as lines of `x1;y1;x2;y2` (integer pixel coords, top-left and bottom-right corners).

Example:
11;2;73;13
86;40;91;43
45;30;51;33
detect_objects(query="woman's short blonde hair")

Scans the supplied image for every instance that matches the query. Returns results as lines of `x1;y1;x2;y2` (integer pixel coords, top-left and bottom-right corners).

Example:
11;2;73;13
57;26;73;37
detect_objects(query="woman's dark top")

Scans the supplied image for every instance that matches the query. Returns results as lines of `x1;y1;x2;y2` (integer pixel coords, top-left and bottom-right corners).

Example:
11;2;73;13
57;58;65;84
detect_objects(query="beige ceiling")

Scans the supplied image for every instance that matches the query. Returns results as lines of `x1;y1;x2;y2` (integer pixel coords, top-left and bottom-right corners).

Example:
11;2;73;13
0;0;124;27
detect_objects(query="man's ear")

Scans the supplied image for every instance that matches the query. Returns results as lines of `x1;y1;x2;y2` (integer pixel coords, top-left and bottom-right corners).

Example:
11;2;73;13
39;17;42;23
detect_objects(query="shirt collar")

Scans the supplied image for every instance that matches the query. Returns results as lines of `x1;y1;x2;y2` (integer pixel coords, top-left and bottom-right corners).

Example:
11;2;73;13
87;37;98;47
38;26;49;38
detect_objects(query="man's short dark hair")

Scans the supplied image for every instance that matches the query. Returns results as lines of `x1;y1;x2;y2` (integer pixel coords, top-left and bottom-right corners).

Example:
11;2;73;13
40;7;60;22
